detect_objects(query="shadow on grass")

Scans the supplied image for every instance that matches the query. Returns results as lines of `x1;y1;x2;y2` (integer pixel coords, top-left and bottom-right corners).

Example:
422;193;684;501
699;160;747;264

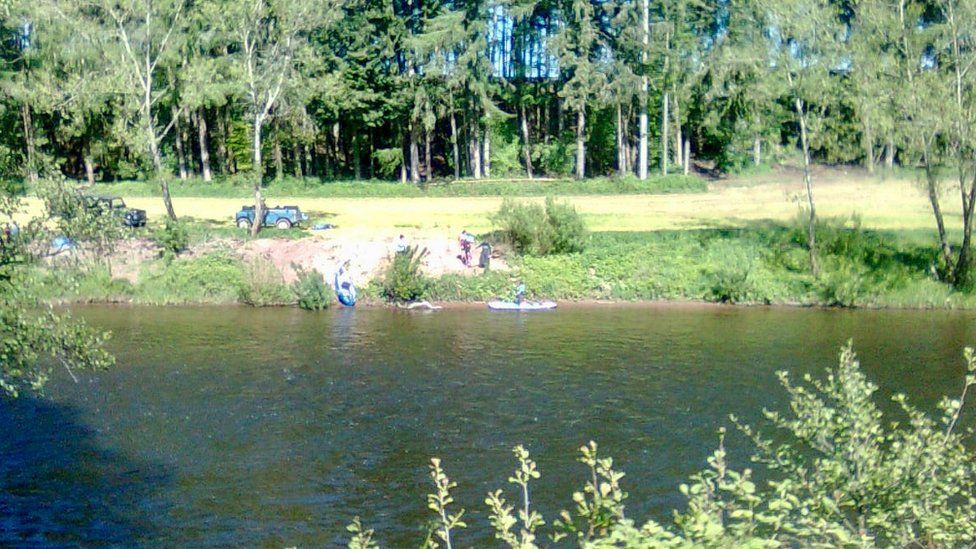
0;394;169;545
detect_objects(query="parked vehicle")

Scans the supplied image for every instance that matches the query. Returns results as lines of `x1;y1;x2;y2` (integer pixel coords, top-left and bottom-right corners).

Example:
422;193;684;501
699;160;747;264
234;204;308;230
85;196;147;228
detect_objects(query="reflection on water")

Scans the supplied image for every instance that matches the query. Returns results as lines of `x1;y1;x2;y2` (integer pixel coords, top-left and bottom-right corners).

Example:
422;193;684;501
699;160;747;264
2;304;974;545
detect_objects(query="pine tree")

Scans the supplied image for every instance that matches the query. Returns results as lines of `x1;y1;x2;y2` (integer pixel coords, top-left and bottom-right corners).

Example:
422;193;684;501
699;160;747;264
555;0;605;180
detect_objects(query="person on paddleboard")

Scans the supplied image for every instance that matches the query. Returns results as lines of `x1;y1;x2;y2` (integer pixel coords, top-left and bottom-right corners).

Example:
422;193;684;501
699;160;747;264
514;281;526;304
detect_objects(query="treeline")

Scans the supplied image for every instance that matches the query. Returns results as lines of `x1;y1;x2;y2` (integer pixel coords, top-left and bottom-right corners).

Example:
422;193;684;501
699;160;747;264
2;1;976;275
0;0;967;185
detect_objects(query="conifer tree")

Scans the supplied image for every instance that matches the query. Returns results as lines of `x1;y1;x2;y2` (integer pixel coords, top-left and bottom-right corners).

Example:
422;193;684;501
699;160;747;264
555;0;604;180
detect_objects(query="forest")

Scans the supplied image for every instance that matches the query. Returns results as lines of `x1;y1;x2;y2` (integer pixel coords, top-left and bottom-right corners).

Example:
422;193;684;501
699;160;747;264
2;0;976;267
1;0;972;183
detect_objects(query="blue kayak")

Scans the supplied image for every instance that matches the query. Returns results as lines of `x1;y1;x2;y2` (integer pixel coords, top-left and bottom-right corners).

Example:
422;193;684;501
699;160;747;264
487;300;556;311
334;271;357;307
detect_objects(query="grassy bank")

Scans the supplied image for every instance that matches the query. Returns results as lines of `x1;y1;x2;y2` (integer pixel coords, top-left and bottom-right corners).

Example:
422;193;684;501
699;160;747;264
62;174;706;199
428;224;976;308
29;223;976;309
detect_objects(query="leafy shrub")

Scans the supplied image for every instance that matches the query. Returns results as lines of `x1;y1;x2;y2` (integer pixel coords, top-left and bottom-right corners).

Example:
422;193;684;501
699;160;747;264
544;196;586;254
704;265;755;304
815;257;873;307
153;218;189;260
492;197;587;256
381;245;431;302
427;270;512;301
533;140;574;176
701;243;768;304
492;198;550;255
239;257;293;306
292;266;332;310
372;148;404;179
139;251;245;304
353;344;976;547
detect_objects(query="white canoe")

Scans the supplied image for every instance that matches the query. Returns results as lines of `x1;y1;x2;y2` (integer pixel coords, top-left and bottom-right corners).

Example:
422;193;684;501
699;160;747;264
487;300;557;311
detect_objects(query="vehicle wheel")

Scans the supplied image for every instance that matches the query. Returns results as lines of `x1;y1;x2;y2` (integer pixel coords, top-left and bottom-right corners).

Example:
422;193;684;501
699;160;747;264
237;218;252;229
276;218;292;230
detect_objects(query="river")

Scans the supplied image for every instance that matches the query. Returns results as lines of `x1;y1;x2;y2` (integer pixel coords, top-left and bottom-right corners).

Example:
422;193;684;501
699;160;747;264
1;305;973;546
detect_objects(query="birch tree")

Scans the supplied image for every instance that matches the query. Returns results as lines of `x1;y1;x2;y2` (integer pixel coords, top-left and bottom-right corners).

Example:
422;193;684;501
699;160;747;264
219;0;330;236
759;0;843;276
48;0;187;220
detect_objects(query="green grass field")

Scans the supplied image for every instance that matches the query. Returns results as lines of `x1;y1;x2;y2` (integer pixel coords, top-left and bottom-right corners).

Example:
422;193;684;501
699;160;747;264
18;172;956;239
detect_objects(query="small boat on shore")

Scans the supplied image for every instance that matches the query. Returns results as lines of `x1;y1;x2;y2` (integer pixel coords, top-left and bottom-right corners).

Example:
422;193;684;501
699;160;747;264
334;270;356;307
487;300;557;311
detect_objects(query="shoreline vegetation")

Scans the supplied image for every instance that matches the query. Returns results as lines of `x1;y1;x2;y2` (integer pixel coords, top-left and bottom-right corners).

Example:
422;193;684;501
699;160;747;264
14;168;976;311
27;223;976;311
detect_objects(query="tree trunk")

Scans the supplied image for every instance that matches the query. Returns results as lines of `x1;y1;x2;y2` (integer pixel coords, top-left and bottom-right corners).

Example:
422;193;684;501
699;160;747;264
624;106;633;174
673;94;682;169
294;145;304;178
449;99;460;180
483;124;491;178
863;117;875;174
84;143;96;185
884;136;895;169
424;130;432;181
470;120;482;180
368;129;375;179
753;134;762;166
520;104;534;179
273;125;284;181
354;134;362;180
21;103;38;182
683;139;691;176
331;121;341;178
251;115;265;237
196;107;213;182
638;0;649;180
796;98;818;277
923;153;953;275
556;96;563;135
616;103;626;177
173;106;188;181
576;106;586;180
409;122;420;183
147;115;177;221
223;107;237;174
954;169;976;285
216;107;229;175
661;91;669;176
305;141;314;177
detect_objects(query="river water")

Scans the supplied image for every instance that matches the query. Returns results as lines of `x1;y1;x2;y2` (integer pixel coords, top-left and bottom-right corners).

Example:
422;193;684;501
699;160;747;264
1;305;974;546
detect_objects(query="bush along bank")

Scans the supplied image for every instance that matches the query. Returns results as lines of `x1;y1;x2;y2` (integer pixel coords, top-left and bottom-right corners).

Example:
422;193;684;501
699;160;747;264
25;222;976;309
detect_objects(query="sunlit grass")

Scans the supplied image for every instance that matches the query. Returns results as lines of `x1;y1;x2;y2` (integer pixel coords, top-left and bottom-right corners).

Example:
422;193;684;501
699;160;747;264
16;175;959;239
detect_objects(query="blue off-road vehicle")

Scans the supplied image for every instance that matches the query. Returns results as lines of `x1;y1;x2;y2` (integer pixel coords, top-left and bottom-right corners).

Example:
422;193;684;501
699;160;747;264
234;204;308;230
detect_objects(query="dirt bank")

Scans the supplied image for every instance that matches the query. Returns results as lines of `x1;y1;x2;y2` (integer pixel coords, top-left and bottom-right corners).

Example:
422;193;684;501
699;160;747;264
111;232;509;285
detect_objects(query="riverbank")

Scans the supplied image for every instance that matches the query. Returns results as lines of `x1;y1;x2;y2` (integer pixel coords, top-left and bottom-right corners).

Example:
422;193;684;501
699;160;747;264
25;223;976;310
19;167;976;309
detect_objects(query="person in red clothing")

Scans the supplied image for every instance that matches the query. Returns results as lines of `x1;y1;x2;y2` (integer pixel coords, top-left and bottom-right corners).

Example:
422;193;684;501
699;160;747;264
458;229;474;266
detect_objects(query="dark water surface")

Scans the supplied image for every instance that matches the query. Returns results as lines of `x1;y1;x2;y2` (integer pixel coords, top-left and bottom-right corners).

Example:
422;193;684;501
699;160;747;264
2;305;974;546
